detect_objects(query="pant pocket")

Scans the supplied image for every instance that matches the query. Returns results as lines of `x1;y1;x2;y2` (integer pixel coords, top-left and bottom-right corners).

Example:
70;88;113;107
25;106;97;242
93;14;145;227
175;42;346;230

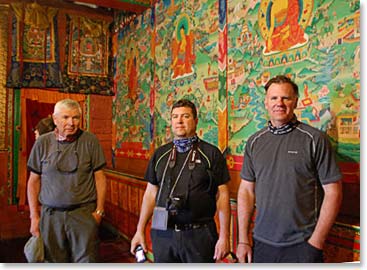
303;242;323;263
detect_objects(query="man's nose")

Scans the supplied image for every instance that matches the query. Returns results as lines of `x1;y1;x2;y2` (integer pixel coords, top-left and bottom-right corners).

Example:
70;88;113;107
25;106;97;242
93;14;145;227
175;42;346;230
67;118;74;125
275;98;285;106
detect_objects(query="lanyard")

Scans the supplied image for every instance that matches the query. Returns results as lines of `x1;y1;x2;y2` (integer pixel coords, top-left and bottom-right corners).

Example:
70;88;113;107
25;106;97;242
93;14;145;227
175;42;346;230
155;143;198;204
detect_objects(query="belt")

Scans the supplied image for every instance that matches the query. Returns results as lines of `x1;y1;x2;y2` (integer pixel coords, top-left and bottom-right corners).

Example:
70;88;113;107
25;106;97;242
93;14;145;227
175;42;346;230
44;201;95;212
171;222;211;232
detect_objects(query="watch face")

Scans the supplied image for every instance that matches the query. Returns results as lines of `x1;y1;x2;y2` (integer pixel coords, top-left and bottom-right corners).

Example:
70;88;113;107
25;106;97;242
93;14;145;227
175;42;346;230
96;210;105;216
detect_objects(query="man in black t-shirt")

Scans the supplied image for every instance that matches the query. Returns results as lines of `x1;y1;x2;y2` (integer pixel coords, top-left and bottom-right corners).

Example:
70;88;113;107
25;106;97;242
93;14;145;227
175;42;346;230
130;99;231;263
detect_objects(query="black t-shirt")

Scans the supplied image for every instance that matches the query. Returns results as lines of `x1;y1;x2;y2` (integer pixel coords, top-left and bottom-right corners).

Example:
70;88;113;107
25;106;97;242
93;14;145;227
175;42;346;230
145;140;230;224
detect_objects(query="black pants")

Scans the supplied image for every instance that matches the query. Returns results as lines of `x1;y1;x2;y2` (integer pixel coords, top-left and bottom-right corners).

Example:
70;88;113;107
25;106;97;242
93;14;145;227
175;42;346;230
150;222;218;263
253;239;324;263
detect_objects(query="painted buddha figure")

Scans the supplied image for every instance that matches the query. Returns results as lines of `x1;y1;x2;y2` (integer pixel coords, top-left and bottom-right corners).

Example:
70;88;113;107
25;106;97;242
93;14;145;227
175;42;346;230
171;23;195;79
265;0;307;53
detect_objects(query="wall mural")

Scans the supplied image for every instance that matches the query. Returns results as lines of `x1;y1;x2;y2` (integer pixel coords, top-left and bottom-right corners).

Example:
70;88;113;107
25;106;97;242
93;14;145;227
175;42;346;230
153;0;220;148
113;0;360;170
113;12;154;160
113;0;221;160
227;0;360;169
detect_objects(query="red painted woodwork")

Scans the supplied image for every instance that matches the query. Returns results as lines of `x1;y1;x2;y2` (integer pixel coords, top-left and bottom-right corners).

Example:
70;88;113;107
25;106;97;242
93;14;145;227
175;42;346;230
104;169;360;263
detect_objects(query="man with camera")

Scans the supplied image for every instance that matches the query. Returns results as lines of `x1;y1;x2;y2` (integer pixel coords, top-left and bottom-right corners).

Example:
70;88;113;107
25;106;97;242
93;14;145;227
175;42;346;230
130;99;231;263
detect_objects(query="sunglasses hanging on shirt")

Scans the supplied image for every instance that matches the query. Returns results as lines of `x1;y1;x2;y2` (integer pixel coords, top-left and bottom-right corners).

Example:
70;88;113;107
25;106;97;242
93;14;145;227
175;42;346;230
56;139;79;173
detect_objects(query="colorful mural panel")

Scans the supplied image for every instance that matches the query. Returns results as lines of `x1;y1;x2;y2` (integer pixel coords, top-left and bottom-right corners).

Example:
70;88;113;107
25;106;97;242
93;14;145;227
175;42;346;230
67;16;109;77
6;3;63;88
227;0;360;163
113;12;153;159
113;0;222;158
153;0;220;148
61;15;114;95
113;0;360;166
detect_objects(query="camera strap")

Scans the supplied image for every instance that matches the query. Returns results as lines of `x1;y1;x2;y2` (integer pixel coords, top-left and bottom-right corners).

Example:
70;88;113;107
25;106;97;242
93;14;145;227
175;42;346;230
188;142;198;170
168;148;192;198
155;149;173;205
155;145;192;205
169;145;177;168
169;141;198;170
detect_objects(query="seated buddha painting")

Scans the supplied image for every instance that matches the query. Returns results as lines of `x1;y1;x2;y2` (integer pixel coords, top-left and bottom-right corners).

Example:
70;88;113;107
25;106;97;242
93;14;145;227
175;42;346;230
259;0;313;54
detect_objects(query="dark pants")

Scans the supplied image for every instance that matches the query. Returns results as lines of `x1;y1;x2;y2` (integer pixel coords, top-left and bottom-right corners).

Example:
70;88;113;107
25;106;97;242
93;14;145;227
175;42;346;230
40;202;99;263
150;222;218;263
253;239;324;263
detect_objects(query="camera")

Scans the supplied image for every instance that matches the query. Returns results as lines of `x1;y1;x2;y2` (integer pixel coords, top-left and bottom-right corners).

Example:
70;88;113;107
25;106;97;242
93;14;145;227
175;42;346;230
134;245;146;263
166;196;185;215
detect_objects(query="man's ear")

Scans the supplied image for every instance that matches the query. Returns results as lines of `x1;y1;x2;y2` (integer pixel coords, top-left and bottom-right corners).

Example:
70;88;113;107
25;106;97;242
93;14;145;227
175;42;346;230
294;98;298;109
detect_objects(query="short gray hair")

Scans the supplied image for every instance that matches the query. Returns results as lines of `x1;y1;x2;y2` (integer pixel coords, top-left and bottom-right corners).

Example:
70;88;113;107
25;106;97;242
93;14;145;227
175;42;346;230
53;99;82;115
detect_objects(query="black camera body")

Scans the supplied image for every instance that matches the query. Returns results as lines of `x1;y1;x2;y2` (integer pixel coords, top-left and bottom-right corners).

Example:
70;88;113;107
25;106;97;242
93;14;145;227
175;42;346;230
166;196;185;216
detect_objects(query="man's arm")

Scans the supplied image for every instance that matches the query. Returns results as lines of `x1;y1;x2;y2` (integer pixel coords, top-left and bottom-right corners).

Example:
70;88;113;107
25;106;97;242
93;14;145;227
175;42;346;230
130;183;158;255
92;169;107;224
308;181;343;249
27;172;41;237
236;179;255;263
214;183;230;260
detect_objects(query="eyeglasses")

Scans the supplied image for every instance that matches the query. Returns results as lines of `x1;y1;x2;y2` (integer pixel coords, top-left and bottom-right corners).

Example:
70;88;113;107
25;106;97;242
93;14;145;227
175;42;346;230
56;140;79;173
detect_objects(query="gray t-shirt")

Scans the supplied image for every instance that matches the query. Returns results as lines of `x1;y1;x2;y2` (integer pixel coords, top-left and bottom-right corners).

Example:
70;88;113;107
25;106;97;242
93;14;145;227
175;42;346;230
240;122;342;247
27;130;106;208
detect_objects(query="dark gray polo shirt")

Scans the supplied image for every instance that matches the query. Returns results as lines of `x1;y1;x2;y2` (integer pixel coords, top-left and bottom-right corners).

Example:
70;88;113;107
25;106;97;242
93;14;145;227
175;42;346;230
240;122;342;246
27;130;106;208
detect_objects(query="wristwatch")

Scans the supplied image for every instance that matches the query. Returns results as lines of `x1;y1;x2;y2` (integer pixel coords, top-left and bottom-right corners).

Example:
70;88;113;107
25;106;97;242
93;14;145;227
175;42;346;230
95;209;105;217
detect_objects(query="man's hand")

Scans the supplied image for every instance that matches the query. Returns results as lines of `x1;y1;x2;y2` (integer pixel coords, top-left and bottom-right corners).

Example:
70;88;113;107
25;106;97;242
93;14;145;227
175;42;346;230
92;211;103;225
236;243;252;263
214;236;230;261
130;232;147;255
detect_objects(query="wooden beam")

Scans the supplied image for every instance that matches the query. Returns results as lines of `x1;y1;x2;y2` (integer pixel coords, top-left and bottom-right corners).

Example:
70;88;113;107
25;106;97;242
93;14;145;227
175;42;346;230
63;0;150;14
0;0;114;17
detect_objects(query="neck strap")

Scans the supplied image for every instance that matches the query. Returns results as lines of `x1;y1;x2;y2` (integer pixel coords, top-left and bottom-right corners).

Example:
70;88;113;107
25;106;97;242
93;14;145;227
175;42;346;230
169;141;199;170
268;115;299;135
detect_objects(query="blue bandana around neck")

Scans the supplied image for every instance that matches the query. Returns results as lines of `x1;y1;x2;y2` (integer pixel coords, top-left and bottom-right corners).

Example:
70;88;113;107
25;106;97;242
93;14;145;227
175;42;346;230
268;115;299;135
173;135;199;153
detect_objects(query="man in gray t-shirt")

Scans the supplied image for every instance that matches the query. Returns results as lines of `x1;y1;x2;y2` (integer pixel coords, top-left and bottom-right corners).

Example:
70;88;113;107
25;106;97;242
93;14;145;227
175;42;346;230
236;75;342;263
27;99;107;263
